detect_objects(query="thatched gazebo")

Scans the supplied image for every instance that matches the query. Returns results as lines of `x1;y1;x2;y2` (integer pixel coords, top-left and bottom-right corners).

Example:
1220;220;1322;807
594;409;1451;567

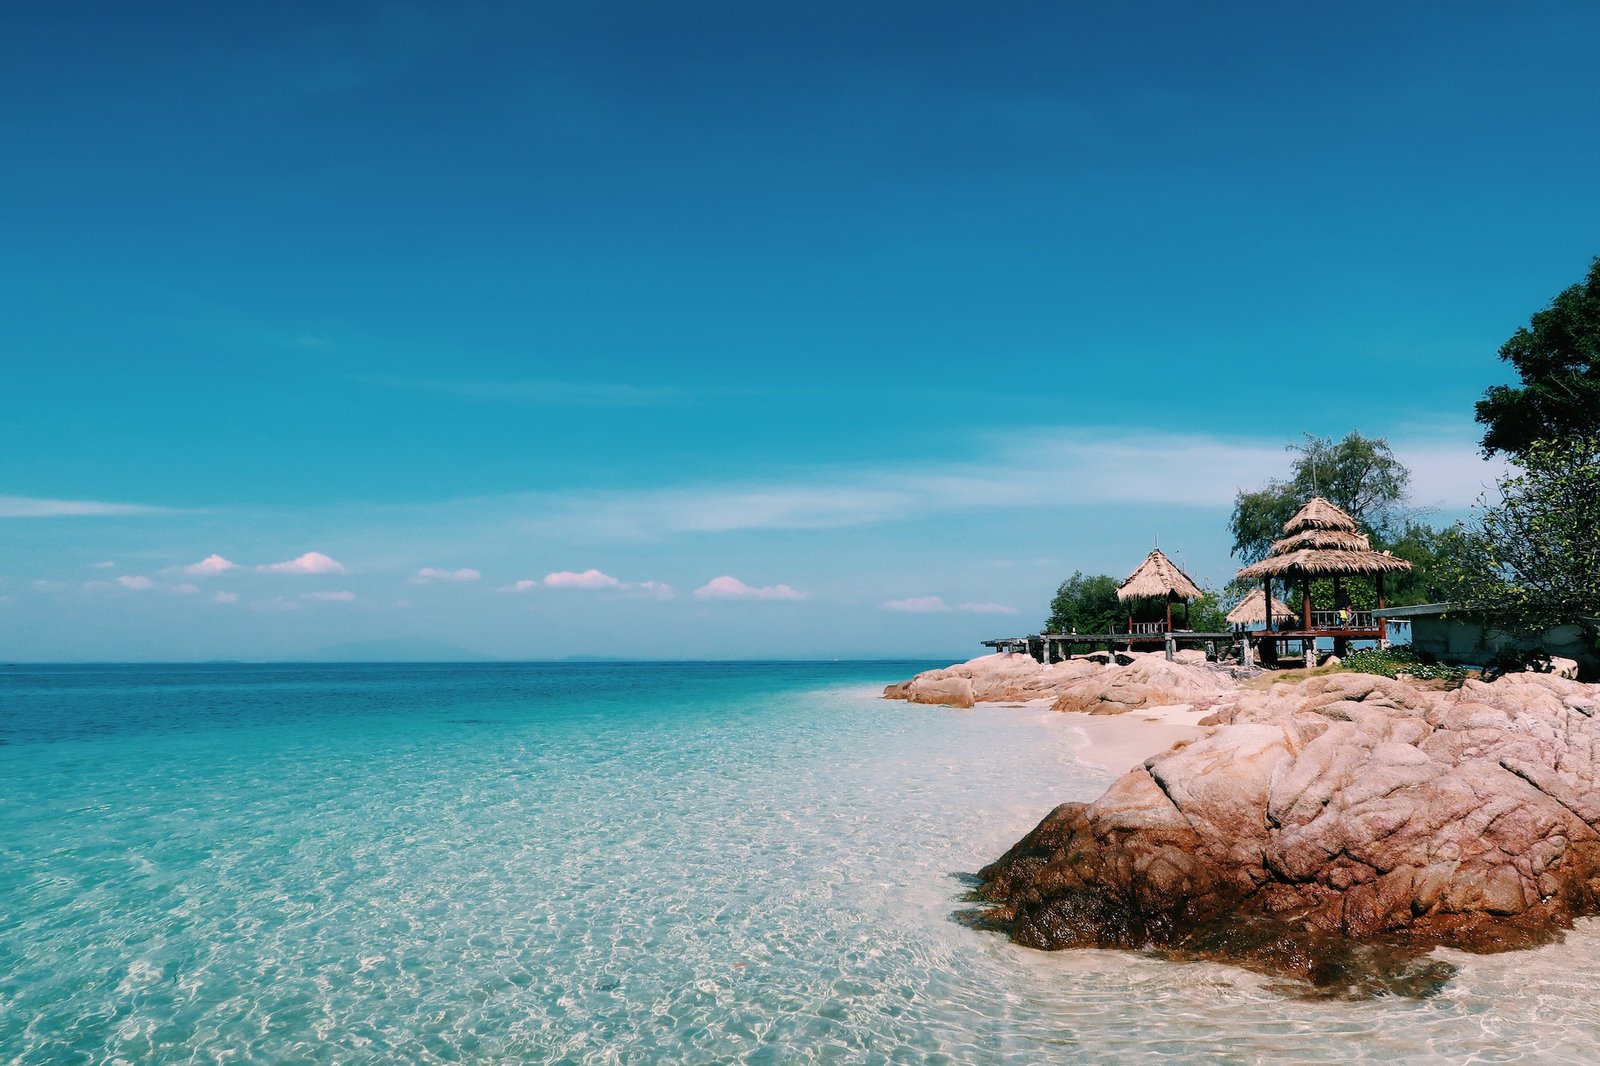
1117;548;1204;634
1233;496;1412;654
1225;588;1300;631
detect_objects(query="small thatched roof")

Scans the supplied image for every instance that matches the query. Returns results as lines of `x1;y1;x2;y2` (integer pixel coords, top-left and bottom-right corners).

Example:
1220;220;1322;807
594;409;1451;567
1117;548;1204;602
1268;527;1373;554
1224;588;1300;626
1284;496;1361;533
1235;496;1415;582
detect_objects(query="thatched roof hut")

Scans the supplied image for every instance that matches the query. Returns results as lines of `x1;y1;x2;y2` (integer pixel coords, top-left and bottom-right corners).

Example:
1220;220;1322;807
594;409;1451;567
1225;588;1300;627
1117;548;1204;602
1234;497;1413;581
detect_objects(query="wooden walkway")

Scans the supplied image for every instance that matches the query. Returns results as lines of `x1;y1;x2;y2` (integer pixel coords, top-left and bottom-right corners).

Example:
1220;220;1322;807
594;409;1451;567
983;631;1235;663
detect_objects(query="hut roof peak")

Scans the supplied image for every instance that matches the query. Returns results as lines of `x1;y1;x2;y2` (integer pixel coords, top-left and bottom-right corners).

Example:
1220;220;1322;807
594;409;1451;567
1117;547;1204;603
1283;496;1361;534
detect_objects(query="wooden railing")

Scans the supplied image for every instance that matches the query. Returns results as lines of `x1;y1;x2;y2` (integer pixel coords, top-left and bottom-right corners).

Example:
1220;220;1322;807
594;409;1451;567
1309;610;1374;630
1129;621;1167;635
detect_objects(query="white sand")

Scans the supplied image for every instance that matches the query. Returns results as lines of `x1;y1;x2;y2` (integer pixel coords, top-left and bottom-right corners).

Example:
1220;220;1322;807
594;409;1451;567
1003;698;1212;774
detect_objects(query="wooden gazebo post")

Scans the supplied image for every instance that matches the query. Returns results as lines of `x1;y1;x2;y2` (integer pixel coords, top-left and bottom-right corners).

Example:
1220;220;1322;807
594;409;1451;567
1262;576;1274;662
1376;573;1386;645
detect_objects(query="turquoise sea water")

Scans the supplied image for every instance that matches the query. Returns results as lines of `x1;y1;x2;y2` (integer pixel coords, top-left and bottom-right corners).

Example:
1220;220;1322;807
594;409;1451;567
5;662;1600;1064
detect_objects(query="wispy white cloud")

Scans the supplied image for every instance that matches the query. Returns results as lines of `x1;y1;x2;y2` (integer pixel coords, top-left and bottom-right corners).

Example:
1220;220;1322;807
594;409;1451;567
882;596;949;613
542;568;621;589
113;575;199;594
0;495;178;518
250;597;302;611
89;560;116;569
412;566;481;584
693;576;807;601
258;551;346;575
498;579;539;593
303;590;356;602
360;375;717;408
499;426;1502;542
958;602;1019;615
213;591;240;604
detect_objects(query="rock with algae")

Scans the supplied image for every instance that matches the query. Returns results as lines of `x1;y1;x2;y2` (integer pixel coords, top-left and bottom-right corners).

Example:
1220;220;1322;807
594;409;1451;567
968;671;1600;998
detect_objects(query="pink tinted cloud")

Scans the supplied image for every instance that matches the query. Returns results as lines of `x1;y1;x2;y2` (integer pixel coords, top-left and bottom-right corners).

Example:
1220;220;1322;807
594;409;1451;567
181;554;237;576
543;569;621;589
258;551;346;575
693;576;807;601
413;567;481;584
498;579;539;593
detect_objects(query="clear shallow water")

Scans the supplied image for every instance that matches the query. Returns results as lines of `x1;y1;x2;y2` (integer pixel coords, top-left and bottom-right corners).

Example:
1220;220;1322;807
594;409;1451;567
4;662;1600;1065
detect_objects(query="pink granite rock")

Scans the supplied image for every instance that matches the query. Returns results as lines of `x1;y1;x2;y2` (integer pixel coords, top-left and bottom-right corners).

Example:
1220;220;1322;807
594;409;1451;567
972;671;1600;996
885;652;1235;711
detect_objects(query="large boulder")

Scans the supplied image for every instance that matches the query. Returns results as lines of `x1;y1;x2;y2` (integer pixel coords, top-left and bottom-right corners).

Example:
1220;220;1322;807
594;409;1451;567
884;653;1101;706
906;674;975;708
1050;654;1236;715
885;652;1237;712
969;671;1600;997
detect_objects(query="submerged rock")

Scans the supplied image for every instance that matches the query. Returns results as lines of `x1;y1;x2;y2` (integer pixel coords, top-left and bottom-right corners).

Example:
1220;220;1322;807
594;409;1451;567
969;671;1600;997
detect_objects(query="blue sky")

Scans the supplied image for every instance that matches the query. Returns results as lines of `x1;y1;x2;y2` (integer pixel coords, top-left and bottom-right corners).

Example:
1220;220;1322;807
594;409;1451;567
2;2;1596;660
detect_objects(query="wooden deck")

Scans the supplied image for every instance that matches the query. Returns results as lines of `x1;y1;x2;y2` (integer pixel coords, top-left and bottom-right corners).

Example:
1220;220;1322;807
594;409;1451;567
983;630;1235;663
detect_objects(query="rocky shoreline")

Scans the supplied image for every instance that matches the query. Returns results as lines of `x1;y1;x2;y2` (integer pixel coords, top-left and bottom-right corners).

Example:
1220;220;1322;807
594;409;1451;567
887;653;1600;997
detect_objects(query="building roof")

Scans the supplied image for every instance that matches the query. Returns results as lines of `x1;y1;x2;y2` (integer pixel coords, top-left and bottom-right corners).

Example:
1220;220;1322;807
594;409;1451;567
1371;602;1454;619
1117;548;1205;602
1235;496;1415;581
1224;588;1301;626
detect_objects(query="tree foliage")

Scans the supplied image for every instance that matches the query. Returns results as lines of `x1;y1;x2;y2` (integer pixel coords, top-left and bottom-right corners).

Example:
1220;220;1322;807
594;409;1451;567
1441;436;1600;632
1376;521;1466;607
1476;258;1600;459
1228;431;1412;564
1186;589;1230;633
1044;572;1123;634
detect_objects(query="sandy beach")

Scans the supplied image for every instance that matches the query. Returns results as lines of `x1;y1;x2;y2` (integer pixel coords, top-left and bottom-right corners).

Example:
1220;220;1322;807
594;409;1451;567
982;696;1208;773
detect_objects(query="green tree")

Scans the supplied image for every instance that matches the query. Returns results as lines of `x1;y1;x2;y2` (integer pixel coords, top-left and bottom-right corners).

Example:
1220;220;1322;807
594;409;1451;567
1442;436;1600;633
1186;589;1231;633
1376;520;1461;606
1476;257;1600;458
1228;431;1412;564
1044;572;1123;634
